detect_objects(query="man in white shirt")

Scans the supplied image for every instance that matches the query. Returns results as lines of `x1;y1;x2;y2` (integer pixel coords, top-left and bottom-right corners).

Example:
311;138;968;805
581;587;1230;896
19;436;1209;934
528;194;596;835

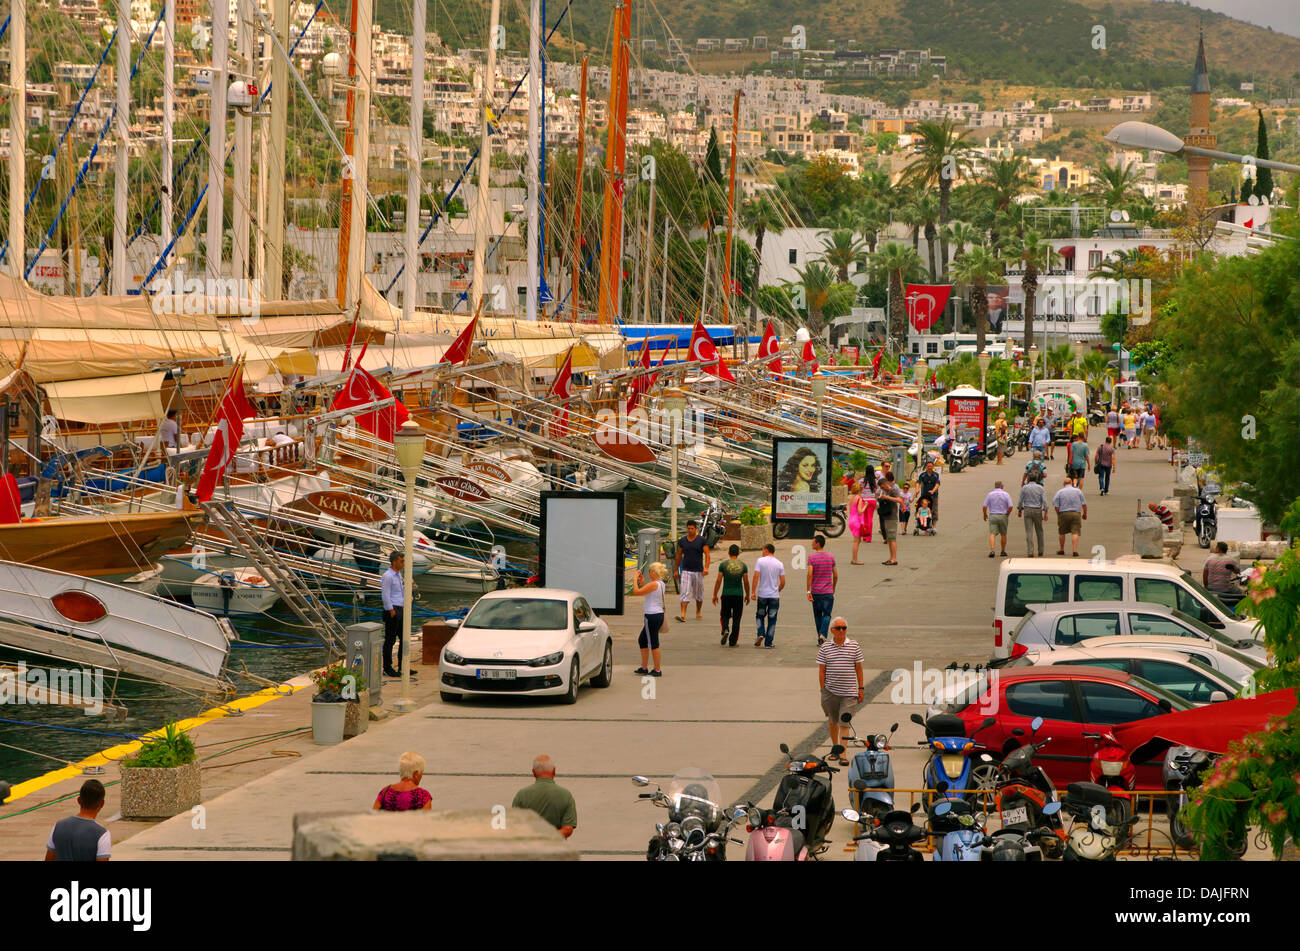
381;551;408;677
1051;478;1088;556
158;409;180;449
749;543;786;649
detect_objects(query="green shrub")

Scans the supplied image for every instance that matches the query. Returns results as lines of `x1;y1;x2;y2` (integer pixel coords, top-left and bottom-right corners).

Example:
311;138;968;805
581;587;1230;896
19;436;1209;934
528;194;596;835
123;721;196;769
739;505;767;527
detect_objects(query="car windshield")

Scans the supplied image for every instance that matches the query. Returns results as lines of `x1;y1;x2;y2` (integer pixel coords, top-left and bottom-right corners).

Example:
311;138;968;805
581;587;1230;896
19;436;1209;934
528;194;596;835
1125;673;1193;711
946;671;991;712
1179;573;1234;617
461;598;569;631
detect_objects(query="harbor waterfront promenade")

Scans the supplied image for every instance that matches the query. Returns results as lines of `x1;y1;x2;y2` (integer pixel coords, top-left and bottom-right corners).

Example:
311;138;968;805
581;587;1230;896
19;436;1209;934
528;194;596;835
1;441;1244;860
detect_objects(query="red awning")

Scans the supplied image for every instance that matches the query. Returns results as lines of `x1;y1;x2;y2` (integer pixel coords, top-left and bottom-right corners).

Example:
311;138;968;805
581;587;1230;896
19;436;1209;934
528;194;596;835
1057;245;1075;258
1113;688;1298;763
1137;245;1156;254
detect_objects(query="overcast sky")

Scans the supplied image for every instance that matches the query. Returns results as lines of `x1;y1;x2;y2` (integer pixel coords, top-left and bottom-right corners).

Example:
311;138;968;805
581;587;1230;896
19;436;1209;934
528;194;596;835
1166;0;1300;38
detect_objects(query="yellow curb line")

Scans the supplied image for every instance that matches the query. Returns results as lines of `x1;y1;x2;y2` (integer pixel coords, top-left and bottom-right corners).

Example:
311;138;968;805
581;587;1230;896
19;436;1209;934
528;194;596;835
6;678;311;804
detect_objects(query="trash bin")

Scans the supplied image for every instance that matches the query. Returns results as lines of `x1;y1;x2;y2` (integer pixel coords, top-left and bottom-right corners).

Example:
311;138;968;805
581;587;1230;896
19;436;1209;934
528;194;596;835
422;619;456;667
346;621;384;707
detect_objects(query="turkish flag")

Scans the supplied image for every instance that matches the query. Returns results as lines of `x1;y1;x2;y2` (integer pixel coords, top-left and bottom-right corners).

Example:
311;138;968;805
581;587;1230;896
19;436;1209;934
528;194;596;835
330;345;410;443
688;319;735;382
801;339;819;374
196;367;258;501
871;347;884;380
626;340;664;413
441;313;479;366
1243;218;1254;229
906;283;953;331
613;179;626;200
548;347;575;401
758;321;782;374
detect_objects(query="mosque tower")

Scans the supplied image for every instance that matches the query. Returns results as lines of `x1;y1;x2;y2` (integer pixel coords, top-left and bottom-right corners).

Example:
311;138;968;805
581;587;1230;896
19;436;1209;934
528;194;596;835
1184;32;1216;205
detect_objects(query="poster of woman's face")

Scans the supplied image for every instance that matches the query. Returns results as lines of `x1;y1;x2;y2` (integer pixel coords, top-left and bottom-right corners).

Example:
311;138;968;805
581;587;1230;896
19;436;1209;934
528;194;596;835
772;438;831;519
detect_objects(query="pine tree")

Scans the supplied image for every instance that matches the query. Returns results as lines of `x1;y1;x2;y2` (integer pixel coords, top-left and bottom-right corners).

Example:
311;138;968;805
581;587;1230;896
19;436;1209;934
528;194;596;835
1240;177;1253;204
1254;109;1274;202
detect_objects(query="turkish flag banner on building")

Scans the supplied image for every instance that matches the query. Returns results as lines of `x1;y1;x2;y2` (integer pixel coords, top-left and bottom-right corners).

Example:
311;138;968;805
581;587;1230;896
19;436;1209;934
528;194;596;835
688;319;735;382
330;359;410;443
758;321;782;374
196;367;258;501
905;283;953;331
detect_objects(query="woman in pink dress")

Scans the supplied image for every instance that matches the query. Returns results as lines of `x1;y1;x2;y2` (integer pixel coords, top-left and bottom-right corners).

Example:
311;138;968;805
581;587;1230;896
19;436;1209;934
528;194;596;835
374;751;433;811
849;478;877;564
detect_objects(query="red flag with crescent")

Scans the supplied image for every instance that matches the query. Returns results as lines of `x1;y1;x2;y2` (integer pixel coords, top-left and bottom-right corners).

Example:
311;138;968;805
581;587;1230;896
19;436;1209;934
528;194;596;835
196;366;258;501
441;313;479;366
758;321;781;374
871;346;884;380
905;283;953;332
548;347;575;401
627;340;668;413
688;319;735;382
801;339;819;374
329;342;410;442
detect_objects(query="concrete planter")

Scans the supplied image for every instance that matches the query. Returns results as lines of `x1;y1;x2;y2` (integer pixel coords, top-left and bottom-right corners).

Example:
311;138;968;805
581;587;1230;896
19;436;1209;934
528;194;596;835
312;698;347;745
344;689;370;738
120;761;201;820
740;523;771;551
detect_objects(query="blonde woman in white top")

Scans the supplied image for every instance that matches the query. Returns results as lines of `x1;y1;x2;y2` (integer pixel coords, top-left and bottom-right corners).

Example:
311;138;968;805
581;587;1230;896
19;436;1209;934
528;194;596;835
632;562;669;677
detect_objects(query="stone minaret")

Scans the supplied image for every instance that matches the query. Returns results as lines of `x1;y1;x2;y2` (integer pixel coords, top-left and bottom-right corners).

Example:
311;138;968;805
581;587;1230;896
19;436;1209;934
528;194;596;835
1185;32;1216;205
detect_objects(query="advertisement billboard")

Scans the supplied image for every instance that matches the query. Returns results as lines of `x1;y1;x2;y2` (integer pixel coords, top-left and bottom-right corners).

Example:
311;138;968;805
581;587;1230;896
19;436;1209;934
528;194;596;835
946;394;989;451
771;437;833;520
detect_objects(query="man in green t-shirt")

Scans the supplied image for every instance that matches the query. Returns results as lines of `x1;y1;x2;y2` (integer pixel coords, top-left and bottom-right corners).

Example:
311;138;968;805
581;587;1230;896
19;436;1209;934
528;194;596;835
711;544;751;647
512;755;577;838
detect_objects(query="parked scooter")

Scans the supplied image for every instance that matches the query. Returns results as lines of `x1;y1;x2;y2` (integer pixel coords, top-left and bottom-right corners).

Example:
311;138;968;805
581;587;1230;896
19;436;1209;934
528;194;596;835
910;712;998;804
841;802;927;861
841;713;898;822
741;805;808;861
1083;730;1136;823
759;743;845;859
989;716;1065;857
980;801;1062;861
634;770;742;861
1194;490;1218;549
946;431;969;472
1164;746;1247;857
1060;781;1140;862
928;789;988;861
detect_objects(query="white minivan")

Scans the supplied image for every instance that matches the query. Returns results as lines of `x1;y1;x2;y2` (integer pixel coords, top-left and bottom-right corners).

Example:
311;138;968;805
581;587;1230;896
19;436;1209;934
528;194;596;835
991;556;1261;659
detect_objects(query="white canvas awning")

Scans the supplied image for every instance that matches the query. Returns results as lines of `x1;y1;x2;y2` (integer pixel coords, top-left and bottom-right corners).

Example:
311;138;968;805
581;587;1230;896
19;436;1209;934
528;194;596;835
44;371;168;424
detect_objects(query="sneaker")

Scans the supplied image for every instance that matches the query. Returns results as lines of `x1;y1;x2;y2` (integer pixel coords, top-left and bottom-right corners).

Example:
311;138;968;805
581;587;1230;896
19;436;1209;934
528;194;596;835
650;669;663;677
634;667;649;675
988;551;995;558
720;632;728;646
817;637;826;646
763;644;776;649
754;637;763;647
1000;551;1008;557
383;669;400;677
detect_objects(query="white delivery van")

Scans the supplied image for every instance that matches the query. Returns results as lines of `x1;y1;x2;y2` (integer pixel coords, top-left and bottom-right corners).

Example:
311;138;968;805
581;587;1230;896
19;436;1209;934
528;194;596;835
991;556;1260;660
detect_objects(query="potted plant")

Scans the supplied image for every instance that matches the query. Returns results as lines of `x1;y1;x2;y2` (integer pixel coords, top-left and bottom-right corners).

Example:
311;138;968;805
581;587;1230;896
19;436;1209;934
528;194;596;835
311;662;362;745
738;505;771;550
120;721;200;819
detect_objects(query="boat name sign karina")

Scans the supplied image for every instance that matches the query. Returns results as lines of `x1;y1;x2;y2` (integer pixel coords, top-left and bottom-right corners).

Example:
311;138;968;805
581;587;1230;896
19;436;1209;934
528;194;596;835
466;459;512;483
434;476;492;502
301;490;390;524
717;425;751;442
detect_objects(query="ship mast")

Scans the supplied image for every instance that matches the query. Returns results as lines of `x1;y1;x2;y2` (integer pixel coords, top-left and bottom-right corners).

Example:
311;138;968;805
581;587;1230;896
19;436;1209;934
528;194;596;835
571;56;587;319
596;1;629;324
472;0;501;314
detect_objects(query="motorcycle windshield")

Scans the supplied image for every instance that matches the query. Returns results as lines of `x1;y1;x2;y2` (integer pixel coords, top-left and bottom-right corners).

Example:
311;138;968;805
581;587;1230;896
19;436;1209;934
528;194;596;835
666;768;723;825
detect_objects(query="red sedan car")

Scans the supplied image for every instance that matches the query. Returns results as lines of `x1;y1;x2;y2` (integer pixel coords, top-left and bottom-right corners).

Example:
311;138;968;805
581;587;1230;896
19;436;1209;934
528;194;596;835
948;666;1193;788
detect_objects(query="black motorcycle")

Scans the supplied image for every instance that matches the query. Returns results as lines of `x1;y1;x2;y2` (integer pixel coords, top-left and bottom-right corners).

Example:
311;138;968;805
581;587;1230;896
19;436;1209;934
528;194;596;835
1194;491;1217;549
767;743;845;859
842;802;927;861
772;505;846;540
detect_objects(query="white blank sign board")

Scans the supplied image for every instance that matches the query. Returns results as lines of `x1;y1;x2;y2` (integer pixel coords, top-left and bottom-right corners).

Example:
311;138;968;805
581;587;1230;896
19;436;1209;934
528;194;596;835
539;492;625;613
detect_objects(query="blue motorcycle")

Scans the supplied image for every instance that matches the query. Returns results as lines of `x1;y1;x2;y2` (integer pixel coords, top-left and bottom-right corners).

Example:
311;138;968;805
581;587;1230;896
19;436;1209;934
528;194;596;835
911;712;998;804
928;796;987;861
842;713;898;821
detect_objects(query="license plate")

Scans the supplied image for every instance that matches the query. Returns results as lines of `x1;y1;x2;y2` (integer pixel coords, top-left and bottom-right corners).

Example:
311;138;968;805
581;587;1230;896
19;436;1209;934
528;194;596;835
476;668;516;680
1002;805;1028;826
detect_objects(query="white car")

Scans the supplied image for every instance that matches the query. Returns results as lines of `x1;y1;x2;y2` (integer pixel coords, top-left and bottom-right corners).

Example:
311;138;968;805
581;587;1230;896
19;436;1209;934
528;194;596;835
1067;634;1261;686
438;588;613;704
1005;645;1244;706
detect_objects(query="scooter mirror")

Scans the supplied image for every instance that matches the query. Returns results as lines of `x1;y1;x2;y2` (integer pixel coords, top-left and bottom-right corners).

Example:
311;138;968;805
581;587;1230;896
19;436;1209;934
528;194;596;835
1030;716;1044;732
934;801;952;816
1042;801;1062;816
779;743;790;755
982;716;996;729
910;802;922;814
910;713;925;726
632;776;650;786
841;808;861;823
731;805;749;822
840;712;853;723
890;722;899;732
935;780;949;794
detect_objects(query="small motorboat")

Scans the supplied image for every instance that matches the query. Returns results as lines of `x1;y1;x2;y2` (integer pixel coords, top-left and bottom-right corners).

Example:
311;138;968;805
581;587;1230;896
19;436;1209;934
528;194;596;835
190;567;282;616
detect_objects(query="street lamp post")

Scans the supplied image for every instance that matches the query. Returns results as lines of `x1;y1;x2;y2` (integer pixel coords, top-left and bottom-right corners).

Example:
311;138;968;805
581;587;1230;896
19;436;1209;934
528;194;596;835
392;420;424;714
1028;344;1039;407
1105;121;1300;174
811;371;827;437
913;359;928;473
977;349;992;397
663;388;686;546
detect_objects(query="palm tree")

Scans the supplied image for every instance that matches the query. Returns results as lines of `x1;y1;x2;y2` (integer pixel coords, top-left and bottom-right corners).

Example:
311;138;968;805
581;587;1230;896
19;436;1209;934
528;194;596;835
1045;343;1075;379
791;261;838;335
916;191;941;280
870;241;924;351
855;196;890;253
940;220;981;270
900;119;975;280
1090;161;1143;207
1078;350;1112;403
1090;247;1144;281
896;197;928;257
1003;230;1055;359
982;155;1035;215
740;195;786;329
950;245;1004;354
819;228;868;283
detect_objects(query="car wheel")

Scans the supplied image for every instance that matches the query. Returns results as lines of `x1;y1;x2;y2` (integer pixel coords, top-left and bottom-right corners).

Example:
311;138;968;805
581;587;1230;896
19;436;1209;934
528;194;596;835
590;640;613;687
560;657;580;704
970;761;1000;795
439;691;462;702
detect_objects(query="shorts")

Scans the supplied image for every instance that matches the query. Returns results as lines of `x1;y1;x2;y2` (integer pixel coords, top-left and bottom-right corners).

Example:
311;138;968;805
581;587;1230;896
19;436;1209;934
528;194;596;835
988;513;1009;535
1057;511;1082;535
820;687;857;722
1068;466;1086;480
679;570;704;603
638;613;664;650
1107;427;1119;440
881;519;899;541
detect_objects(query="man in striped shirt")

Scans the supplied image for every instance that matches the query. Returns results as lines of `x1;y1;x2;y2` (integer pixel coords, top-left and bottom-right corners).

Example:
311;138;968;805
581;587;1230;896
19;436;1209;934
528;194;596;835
817;617;863;763
806;534;838;644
